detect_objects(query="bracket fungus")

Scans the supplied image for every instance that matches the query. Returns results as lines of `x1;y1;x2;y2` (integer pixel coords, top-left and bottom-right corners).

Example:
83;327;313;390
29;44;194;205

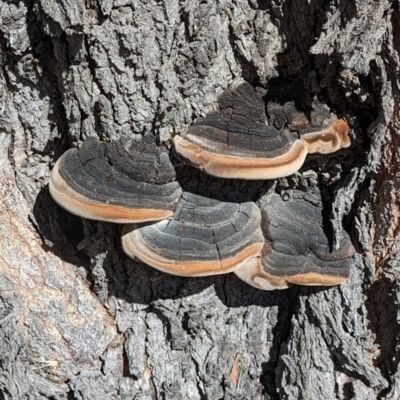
49;136;182;223
121;189;265;277
173;82;351;180
235;190;355;290
49;81;355;290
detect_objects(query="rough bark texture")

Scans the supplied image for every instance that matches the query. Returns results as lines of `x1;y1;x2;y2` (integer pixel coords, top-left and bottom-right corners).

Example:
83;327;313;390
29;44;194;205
1;1;399;399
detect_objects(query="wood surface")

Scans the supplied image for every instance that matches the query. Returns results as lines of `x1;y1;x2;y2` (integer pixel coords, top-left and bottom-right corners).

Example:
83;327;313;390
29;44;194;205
1;1;399;399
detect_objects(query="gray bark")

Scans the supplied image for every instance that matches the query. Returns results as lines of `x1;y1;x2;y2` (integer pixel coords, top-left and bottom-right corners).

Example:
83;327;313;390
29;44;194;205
1;0;399;399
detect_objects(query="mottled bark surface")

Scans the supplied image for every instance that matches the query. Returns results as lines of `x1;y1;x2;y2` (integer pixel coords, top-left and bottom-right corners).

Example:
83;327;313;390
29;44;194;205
1;1;399;399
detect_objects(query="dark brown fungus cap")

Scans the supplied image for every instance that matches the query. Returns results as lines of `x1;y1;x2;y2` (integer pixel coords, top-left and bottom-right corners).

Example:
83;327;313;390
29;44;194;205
49;136;182;223
121;188;264;276
173;82;350;180
235;189;355;290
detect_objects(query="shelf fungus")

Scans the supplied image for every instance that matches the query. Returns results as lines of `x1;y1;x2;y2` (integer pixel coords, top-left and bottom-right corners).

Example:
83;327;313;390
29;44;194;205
49;136;182;223
173;82;351;180
121;188;265;277
49;82;354;290
235;190;355;290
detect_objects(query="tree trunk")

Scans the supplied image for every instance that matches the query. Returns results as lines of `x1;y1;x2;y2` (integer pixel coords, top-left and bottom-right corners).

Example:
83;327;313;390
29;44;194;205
1;0;399;399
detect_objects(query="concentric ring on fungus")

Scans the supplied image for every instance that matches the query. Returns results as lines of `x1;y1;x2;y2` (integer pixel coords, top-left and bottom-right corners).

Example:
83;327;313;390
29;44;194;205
49;136;182;223
121;188;265;277
234;189;355;290
173;82;351;180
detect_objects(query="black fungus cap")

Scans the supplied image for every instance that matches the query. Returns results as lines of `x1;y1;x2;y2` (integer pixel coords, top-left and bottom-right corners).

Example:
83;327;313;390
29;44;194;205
49;136;182;223
122;188;265;276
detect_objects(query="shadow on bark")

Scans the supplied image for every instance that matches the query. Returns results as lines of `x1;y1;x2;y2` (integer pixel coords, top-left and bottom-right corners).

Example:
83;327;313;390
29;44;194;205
32;186;90;267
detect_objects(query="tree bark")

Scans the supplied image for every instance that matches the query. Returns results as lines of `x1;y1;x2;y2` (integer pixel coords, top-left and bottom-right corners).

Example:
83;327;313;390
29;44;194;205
1;0;399;399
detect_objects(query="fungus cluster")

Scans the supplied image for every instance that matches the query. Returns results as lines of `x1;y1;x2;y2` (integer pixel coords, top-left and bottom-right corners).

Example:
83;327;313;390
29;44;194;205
50;82;355;290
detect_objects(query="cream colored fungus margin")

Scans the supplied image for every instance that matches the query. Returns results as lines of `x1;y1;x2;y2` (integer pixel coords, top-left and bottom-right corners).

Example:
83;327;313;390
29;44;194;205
50;154;173;223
